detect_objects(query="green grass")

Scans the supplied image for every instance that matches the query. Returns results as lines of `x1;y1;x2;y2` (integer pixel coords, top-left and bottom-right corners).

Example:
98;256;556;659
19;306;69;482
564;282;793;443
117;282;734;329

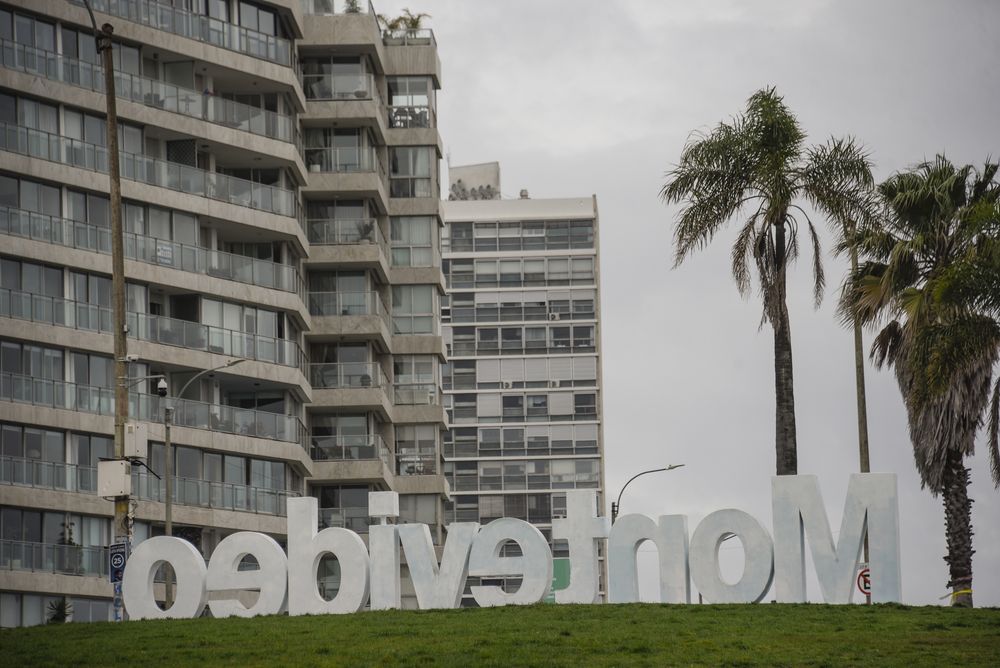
3;604;999;667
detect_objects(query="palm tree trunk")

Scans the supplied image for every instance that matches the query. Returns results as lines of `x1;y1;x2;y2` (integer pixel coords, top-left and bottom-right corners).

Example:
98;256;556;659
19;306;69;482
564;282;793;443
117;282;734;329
849;246;871;475
772;222;797;475
942;448;974;607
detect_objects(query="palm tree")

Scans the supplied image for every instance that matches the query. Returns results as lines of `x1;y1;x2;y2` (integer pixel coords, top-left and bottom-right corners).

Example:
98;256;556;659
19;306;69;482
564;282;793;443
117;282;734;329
842;156;1000;607
662;87;875;475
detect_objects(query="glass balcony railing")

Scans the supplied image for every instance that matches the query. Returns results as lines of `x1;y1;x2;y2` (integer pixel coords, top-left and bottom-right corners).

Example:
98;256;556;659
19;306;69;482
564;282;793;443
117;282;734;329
133;394;307;446
382;29;436;46
0;287;113;333
0;207;304;296
304;145;376;173
0;455;98;493
310;433;389;466
388;105;435;129
396;449;437;476
82;0;292;67
133;473;298;516
0;372;306;446
0;539;108;578
307;217;384;247
307;290;389;325
309;362;384;389
302;72;375;101
318;507;371;533
0;123;297;217
0;38;295;144
127;312;308;372
393;382;439;406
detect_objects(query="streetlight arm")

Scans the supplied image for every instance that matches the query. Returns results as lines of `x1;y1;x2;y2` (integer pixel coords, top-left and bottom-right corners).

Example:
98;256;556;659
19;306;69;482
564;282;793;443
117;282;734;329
615;468;668;514
174;359;246;403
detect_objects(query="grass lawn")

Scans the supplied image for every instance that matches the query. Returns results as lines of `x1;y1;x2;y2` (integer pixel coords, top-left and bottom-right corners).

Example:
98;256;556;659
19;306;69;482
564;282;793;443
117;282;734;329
3;603;999;666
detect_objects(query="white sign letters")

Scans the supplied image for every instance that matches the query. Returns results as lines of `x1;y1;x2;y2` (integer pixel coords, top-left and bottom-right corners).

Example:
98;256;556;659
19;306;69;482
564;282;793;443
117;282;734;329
121;473;901;619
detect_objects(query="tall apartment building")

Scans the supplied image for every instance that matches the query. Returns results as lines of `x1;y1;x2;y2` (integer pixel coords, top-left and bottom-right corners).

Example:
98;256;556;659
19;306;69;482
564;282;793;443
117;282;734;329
441;165;605;603
0;0;447;626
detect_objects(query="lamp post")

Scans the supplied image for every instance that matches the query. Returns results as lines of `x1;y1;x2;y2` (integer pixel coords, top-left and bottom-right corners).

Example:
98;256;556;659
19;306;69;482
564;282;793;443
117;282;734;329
610;464;685;523
162;359;245;607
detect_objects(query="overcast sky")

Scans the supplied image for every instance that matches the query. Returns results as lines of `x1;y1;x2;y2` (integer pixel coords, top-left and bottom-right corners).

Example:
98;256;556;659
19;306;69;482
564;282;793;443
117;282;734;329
378;0;1000;606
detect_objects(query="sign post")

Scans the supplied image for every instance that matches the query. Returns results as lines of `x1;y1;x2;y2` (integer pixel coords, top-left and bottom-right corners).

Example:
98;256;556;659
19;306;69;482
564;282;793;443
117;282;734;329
110;540;129;621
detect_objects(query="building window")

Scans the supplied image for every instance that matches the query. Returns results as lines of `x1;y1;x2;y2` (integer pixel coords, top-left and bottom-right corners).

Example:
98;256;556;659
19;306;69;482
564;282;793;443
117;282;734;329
392;285;436;334
387;76;434;128
390;216;435;266
389;147;433;198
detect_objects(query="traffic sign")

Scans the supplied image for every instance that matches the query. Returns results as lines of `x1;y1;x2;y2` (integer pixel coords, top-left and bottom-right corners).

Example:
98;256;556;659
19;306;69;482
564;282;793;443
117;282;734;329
856;567;871;597
109;542;129;584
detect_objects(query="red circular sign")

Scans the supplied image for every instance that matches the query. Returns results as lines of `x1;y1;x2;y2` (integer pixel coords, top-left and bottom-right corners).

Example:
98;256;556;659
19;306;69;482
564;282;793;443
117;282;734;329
857;568;871;595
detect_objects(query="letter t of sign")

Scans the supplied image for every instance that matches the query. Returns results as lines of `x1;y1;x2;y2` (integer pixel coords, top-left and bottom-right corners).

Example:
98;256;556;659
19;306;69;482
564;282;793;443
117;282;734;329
552;490;610;603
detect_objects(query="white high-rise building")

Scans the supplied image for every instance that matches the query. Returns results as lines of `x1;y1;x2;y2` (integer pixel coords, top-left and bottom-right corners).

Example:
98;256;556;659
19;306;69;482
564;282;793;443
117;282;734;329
441;165;606;602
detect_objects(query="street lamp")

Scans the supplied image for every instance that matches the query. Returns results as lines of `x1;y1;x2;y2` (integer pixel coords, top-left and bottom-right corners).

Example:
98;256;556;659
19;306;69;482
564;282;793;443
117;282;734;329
162;359;245;607
610;464;685;523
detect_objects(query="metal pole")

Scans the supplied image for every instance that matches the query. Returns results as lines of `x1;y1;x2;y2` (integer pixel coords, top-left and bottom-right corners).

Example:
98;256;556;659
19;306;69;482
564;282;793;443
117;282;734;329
611;464;684;523
163;405;174;608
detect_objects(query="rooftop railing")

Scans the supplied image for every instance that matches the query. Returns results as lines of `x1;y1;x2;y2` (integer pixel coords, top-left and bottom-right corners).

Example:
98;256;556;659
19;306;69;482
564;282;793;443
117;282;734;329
127;312;308;372
310;433;390;468
0;539;108;578
304;145;376;173
0;372;305;446
382;28;436;46
306;217;384;248
133;472;298;516
81;0;293;67
309;362;385;389
0;207;304;296
0;122;297;218
0;38;295;144
307;290;389;326
301;0;376;15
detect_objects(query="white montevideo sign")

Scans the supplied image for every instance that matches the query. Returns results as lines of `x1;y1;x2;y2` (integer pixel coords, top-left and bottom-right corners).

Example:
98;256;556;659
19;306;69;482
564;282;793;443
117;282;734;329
121;473;902;619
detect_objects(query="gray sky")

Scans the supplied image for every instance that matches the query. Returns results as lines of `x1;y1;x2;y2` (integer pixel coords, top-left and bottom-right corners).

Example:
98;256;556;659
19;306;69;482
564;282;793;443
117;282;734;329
379;0;1000;605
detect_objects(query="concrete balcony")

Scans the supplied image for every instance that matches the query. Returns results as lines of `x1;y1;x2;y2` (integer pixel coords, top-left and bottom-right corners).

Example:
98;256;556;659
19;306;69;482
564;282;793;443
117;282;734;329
307;291;392;350
305;218;390;281
299;5;386;72
309;434;394;485
309;363;394;420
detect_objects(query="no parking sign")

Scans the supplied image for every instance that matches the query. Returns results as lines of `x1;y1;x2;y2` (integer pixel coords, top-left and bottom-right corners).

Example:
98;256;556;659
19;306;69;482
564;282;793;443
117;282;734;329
857;566;871;597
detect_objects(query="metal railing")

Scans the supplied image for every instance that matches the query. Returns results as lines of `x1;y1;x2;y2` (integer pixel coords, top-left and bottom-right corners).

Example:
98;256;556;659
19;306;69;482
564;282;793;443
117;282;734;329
302;72;375;101
0;122;297;217
310;433;389;468
82;0;292;66
447;305;595;324
127;312;307;372
133;473;298;515
307;290;389;325
388;105;435;129
448;339;596;357
0;372;305;446
306;217;384;247
304;145;376;173
0;540;108;577
0;38;295;144
0;455;98;493
382;29;436;46
393;382;439;406
309;362;384;389
0;207;303;296
396;450;437;476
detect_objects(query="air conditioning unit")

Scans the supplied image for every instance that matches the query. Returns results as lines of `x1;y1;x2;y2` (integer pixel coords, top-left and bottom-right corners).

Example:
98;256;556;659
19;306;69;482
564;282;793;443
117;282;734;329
548;380;559;389
548;312;561;321
501;381;513;389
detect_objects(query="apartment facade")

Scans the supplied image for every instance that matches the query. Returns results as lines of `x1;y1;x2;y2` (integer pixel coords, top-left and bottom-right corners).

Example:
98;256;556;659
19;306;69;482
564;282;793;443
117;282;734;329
0;0;447;626
441;183;606;603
